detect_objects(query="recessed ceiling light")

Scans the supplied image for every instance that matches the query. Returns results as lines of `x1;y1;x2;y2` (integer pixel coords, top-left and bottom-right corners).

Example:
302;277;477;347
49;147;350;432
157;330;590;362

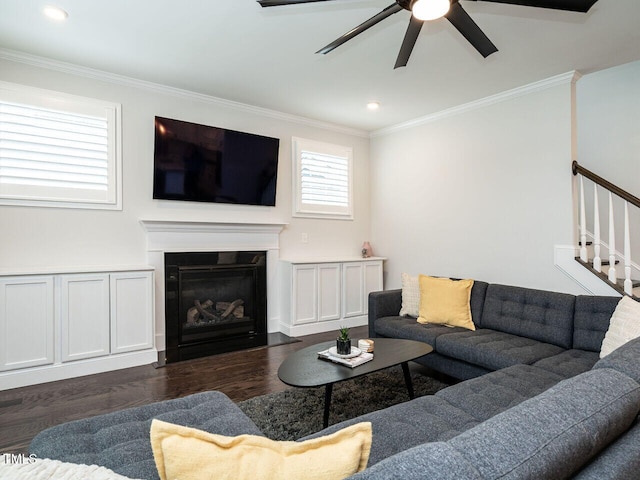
367;102;380;111
43;5;69;21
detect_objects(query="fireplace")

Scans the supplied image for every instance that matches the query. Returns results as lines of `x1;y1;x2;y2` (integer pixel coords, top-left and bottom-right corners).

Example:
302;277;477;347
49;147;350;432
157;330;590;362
164;251;267;363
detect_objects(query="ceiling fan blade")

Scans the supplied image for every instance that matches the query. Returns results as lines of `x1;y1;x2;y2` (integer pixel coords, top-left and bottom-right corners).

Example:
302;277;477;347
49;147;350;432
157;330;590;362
257;0;335;6
468;0;598;13
446;2;498;58
316;3;404;55
394;16;423;69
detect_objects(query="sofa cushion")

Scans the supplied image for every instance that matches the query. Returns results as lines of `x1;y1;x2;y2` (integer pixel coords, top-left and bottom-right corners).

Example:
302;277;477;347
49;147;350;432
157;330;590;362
572;420;640;480
301;392;479;466
436;329;565;371
573;295;620;351
347;442;482;480
532;349;600;379
446;368;640;479
594;335;640;384
480;284;575;348
29;391;262;480
373;316;468;346
434;364;564;424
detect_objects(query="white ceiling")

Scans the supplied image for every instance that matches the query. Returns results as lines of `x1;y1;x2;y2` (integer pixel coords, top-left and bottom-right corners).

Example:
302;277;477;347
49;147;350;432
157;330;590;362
0;0;639;132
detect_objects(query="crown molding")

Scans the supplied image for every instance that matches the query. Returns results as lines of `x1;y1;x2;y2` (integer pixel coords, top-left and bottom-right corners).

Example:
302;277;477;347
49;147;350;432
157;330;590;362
371;71;581;138
0;48;369;139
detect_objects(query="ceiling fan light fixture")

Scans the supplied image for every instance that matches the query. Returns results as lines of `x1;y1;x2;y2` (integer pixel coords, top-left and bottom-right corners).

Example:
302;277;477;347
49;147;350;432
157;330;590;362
411;0;450;21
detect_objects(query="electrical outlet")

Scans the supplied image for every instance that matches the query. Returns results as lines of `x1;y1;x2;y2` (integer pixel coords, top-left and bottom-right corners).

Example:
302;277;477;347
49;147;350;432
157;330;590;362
301;233;308;244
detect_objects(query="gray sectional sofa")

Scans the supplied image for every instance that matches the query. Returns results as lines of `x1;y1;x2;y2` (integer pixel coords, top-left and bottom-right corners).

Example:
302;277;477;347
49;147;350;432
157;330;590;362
29;282;640;479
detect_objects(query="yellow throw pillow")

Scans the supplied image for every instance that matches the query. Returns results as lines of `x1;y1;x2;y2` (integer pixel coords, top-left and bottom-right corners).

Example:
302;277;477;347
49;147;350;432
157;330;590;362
417;275;475;330
150;419;372;480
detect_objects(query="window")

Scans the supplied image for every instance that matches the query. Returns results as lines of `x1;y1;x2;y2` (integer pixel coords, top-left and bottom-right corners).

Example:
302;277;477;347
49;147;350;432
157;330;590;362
0;81;122;209
292;137;353;219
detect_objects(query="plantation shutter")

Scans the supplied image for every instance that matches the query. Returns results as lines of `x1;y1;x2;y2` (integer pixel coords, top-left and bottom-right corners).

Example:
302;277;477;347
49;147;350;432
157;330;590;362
293;137;353;219
0;81;121;209
300;150;349;207
0;102;109;191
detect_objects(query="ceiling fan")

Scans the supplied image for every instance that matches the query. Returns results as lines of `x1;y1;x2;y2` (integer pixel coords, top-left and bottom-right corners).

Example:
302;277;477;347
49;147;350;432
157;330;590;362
257;0;599;68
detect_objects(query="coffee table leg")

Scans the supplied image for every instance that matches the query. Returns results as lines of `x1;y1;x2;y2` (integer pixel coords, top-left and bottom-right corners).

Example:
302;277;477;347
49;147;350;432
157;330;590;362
401;362;415;399
323;383;333;428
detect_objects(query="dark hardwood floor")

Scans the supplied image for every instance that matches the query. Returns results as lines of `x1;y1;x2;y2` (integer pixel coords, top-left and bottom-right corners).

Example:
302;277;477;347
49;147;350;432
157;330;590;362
0;326;368;454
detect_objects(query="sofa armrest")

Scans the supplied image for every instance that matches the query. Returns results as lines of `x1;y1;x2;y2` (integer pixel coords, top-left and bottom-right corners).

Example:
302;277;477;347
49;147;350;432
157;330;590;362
368;289;402;338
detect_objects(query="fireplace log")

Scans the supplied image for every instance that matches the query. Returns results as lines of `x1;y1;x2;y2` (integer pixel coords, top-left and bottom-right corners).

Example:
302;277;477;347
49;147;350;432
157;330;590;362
221;299;244;319
186;305;200;324
216;302;245;319
195;299;217;320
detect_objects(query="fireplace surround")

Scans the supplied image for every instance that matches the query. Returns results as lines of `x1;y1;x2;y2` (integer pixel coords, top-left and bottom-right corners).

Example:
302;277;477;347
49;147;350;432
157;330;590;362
164;251;267;362
140;220;286;362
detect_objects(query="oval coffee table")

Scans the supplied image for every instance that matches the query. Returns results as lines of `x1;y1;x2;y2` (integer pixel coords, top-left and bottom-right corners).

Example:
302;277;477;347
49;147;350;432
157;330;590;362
278;337;433;428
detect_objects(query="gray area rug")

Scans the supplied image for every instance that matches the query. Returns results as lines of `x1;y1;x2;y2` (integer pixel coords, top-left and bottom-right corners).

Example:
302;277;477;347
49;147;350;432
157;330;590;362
237;366;450;440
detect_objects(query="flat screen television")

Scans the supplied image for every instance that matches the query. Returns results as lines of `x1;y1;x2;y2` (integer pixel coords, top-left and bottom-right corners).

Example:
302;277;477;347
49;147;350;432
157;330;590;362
153;116;279;206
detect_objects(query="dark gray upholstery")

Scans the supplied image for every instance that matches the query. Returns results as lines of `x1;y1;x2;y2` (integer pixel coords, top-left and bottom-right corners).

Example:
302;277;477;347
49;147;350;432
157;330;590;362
532;349;599;379
434;364;564;423
368;289;402;338
350;368;640;480
29;391;262;480
349;442;483;480
480;284;576;348
445;368;640;479
593;336;640;384
573;295;619;351
573;421;640;479
436;329;565;370
373;316;469;346
413;351;491;380
304;364;565;466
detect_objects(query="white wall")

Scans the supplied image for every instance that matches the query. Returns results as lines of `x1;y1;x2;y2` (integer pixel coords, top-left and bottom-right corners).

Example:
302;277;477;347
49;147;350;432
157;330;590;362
0;57;371;270
369;76;586;294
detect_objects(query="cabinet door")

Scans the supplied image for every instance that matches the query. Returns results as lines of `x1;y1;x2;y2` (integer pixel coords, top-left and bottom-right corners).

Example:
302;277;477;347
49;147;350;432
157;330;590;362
0;276;54;371
60;274;110;362
343;262;365;318
110;272;154;354
363;261;383;314
318;264;341;322
292;265;318;325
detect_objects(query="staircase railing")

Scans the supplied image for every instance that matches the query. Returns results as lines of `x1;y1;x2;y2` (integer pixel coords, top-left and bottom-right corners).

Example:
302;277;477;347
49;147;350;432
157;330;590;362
572;161;640;297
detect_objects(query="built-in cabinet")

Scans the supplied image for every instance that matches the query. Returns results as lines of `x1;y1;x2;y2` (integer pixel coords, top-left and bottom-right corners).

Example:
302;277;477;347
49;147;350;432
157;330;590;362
0;267;156;390
281;258;384;336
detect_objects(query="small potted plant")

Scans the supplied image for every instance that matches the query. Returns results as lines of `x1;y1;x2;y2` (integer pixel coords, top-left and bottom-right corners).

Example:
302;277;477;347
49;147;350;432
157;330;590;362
336;326;351;355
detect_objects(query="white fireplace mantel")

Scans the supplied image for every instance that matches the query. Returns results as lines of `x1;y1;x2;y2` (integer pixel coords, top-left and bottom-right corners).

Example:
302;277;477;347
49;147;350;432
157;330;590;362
140;220;287;350
140;220;287;252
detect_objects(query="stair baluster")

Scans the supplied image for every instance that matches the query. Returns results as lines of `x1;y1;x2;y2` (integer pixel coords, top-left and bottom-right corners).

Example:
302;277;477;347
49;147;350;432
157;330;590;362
624;201;633;295
579;177;588;263
608;192;617;284
593;186;602;272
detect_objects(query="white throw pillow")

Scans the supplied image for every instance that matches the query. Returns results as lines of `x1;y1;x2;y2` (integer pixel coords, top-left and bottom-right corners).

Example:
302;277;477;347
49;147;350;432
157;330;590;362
399;273;420;317
600;295;640;358
0;458;139;480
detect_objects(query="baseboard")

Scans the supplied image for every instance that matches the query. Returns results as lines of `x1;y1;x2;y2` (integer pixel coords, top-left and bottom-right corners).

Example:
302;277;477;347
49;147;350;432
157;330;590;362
279;316;368;337
0;349;158;391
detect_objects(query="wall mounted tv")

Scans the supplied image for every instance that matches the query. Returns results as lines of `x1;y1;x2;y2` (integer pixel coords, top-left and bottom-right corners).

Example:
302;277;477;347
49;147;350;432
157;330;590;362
153;116;280;206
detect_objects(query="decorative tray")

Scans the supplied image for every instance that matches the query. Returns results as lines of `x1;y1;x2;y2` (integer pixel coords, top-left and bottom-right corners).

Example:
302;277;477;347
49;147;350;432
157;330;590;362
328;346;361;359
